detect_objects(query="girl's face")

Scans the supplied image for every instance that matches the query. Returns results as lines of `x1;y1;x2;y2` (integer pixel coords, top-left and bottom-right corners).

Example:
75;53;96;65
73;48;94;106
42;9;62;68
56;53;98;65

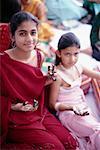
58;46;80;68
13;20;38;52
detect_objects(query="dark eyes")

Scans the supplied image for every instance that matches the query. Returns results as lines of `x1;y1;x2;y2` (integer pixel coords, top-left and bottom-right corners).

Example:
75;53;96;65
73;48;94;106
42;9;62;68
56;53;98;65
74;52;79;56
19;31;37;36
31;31;37;36
64;52;79;56
19;32;26;36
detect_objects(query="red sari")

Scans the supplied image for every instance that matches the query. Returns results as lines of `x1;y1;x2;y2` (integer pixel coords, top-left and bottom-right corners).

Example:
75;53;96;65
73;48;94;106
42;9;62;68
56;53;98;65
0;52;77;149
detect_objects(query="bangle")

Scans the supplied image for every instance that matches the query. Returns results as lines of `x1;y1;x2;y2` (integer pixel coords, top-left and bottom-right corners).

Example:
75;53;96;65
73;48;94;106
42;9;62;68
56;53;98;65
54;102;61;111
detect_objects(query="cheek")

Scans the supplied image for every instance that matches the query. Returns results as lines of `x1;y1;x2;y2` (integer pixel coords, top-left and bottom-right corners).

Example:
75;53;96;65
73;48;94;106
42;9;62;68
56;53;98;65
61;57;68;63
15;37;24;46
75;56;78;61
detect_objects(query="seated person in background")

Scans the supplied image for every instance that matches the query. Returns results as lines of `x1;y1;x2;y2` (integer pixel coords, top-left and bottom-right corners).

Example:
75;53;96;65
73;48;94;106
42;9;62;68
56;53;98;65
0;11;77;150
45;0;87;29
49;32;100;150
90;12;100;61
83;0;100;24
21;0;54;42
21;0;47;22
0;0;21;52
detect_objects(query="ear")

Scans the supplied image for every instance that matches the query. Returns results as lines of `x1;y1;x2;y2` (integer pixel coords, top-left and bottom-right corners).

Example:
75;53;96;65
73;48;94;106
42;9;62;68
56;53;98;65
56;50;61;58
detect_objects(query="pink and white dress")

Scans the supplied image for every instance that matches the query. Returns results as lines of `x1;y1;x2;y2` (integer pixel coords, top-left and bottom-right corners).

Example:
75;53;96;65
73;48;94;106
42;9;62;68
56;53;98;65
57;63;100;150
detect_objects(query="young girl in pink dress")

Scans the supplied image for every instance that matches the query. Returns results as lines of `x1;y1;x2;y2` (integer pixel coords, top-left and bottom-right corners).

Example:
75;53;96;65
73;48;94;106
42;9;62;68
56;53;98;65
49;32;100;150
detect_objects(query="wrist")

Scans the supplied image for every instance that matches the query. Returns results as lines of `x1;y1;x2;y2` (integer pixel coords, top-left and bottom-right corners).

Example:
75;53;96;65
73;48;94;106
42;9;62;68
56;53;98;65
54;102;61;111
11;103;23;111
11;104;17;110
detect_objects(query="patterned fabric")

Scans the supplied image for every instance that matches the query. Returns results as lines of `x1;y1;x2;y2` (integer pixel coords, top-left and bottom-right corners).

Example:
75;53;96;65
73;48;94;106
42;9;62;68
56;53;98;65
0;24;11;52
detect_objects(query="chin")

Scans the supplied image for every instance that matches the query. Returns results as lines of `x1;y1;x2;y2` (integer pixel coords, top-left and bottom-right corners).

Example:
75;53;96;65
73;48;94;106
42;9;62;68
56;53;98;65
24;46;35;51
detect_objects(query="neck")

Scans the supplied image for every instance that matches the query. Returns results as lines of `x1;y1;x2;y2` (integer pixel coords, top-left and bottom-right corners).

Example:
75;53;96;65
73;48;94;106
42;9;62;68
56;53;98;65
12;48;34;61
60;63;71;70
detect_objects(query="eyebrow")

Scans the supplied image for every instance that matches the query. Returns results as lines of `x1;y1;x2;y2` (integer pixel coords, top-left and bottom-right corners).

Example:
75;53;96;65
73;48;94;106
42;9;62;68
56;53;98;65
18;29;37;32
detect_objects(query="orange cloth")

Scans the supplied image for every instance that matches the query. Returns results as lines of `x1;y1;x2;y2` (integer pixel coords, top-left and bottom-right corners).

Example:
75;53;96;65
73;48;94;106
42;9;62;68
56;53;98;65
22;0;46;21
22;0;54;41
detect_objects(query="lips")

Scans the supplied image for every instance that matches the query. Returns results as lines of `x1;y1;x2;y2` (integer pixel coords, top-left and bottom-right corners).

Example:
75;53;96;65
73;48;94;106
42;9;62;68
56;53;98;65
24;43;34;47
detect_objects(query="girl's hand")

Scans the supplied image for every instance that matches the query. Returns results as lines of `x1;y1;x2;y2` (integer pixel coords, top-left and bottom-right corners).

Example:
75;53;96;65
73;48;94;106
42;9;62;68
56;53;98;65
73;104;89;116
11;101;38;112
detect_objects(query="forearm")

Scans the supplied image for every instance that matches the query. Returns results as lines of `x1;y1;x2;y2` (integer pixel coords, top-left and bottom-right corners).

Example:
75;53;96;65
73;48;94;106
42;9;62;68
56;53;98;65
54;102;73;111
83;67;100;80
90;71;100;80
53;102;90;116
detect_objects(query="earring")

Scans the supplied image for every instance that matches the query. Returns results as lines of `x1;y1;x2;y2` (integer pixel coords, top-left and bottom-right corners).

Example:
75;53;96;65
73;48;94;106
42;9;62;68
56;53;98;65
11;41;16;48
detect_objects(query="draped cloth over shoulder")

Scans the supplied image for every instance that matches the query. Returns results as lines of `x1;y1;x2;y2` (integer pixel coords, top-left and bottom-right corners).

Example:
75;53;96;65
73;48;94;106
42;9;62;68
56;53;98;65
0;52;46;144
0;52;77;149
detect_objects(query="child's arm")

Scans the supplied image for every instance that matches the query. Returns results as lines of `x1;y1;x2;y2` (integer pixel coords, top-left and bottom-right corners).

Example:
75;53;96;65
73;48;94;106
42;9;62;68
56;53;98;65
82;66;100;80
49;74;90;115
49;75;73;111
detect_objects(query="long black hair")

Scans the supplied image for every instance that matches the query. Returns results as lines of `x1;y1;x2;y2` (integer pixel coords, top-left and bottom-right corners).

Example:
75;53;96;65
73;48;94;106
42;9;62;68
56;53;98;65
55;32;80;66
9;11;40;36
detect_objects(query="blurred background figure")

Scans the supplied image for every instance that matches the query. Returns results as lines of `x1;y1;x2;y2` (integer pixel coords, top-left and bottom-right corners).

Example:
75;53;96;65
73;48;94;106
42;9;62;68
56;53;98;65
90;12;100;61
21;0;54;60
83;0;100;24
21;0;54;42
45;0;88;29
21;0;47;22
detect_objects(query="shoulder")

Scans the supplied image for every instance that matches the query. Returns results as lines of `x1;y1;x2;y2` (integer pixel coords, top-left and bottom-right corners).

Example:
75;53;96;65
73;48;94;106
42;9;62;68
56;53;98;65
75;61;83;74
53;73;62;86
39;50;45;61
35;49;44;68
50;75;62;91
36;49;45;61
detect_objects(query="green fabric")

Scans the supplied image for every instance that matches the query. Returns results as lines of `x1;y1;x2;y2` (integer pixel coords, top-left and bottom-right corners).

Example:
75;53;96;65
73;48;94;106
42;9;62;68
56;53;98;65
83;0;100;15
83;0;94;12
90;12;100;45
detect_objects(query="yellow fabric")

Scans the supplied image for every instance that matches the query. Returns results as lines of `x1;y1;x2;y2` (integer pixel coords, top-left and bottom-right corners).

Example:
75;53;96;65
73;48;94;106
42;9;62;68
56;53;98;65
38;22;54;41
22;0;45;20
22;0;54;41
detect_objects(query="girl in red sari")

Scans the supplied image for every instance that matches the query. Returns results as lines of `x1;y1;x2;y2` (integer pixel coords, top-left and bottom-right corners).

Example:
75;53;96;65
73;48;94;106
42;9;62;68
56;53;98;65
0;11;77;149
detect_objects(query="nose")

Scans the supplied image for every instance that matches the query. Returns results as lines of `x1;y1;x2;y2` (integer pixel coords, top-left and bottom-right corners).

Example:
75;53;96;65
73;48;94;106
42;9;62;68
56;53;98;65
26;34;33;42
70;55;75;62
